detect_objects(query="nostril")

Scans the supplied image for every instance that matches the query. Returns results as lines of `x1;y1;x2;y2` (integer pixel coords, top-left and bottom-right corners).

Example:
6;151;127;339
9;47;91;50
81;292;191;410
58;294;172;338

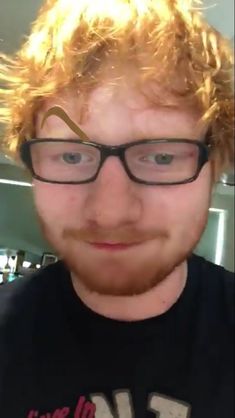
84;190;142;229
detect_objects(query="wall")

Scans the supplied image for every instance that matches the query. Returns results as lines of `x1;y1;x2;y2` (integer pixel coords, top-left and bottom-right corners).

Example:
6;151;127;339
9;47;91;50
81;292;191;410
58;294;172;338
195;188;234;272
211;191;234;271
0;182;51;256
204;0;234;38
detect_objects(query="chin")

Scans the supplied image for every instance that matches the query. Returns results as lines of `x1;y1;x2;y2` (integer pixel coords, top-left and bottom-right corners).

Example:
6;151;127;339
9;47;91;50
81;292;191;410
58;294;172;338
59;242;187;296
41;217;207;297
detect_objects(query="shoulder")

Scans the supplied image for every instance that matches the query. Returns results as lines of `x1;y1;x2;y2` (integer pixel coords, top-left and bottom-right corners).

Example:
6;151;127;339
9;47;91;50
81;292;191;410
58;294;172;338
189;256;234;407
0;261;67;330
0;262;68;397
191;253;234;292
190;254;234;327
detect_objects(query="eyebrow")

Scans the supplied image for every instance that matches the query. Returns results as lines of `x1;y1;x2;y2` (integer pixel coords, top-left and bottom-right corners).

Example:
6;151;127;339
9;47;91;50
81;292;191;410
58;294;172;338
41;106;91;141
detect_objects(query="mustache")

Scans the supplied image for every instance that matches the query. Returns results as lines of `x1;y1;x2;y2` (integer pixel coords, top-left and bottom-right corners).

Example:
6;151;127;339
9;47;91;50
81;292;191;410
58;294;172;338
62;227;169;243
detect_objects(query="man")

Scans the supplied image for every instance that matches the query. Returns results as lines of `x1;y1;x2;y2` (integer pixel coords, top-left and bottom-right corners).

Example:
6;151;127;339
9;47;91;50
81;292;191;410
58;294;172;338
0;0;234;417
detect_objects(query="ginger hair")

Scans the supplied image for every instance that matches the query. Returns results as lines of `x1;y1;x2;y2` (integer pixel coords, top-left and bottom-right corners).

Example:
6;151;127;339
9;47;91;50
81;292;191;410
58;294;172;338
0;0;234;179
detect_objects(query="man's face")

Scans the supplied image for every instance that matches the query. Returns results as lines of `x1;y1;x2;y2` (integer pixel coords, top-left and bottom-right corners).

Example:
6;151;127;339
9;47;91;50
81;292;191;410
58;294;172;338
35;82;212;296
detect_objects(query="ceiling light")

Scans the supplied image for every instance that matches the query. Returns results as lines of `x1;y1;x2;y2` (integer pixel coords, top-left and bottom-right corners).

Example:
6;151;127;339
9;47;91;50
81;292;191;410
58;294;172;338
0;178;32;187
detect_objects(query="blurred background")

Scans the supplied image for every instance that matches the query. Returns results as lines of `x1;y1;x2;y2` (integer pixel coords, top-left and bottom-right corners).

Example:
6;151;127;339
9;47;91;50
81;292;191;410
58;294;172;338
0;0;234;283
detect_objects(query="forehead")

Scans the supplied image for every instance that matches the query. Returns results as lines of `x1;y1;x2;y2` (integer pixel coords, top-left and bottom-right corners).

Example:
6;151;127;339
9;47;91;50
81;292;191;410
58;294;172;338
36;82;206;143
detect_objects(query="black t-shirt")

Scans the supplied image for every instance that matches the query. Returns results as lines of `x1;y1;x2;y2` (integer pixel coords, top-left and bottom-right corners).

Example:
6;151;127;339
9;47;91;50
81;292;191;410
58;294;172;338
0;254;234;418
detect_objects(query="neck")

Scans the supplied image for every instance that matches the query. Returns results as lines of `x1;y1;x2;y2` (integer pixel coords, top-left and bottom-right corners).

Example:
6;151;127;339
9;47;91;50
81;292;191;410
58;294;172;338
71;261;188;322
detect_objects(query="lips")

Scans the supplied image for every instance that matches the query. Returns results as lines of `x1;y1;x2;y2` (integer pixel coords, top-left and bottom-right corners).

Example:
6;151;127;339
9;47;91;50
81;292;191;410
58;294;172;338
87;242;140;251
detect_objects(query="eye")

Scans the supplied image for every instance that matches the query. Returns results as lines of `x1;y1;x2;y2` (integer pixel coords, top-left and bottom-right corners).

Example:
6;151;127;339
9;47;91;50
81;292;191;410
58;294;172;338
154;154;174;165
62;153;84;164
140;153;174;164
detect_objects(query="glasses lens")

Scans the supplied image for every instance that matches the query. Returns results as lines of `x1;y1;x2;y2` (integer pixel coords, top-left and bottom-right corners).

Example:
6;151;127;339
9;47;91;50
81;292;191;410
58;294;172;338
30;141;100;182
125;141;200;183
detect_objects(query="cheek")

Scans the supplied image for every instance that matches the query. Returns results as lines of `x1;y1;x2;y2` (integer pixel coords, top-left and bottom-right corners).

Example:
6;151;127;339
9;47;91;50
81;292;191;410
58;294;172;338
33;182;85;221
175;166;212;218
143;166;212;229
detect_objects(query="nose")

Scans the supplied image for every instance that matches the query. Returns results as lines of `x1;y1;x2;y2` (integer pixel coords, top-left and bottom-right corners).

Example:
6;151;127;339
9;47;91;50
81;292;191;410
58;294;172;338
84;157;142;229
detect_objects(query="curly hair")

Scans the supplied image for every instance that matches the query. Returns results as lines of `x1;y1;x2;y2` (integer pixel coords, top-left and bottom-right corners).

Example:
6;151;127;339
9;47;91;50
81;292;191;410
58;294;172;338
0;0;234;179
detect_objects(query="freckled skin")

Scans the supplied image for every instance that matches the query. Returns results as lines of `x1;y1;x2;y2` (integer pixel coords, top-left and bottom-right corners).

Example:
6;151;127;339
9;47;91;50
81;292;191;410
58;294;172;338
33;82;212;319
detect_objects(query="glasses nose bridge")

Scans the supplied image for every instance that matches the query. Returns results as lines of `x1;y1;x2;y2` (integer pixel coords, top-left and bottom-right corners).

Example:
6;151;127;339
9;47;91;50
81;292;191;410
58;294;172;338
103;144;123;156
100;144;125;164
97;144;127;179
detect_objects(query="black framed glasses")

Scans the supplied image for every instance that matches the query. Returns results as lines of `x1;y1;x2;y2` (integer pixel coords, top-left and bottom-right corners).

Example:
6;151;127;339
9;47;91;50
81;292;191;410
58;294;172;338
20;138;210;186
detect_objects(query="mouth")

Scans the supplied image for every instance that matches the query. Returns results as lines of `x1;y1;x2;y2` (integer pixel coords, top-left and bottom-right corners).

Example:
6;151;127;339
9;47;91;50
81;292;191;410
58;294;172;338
86;242;142;251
